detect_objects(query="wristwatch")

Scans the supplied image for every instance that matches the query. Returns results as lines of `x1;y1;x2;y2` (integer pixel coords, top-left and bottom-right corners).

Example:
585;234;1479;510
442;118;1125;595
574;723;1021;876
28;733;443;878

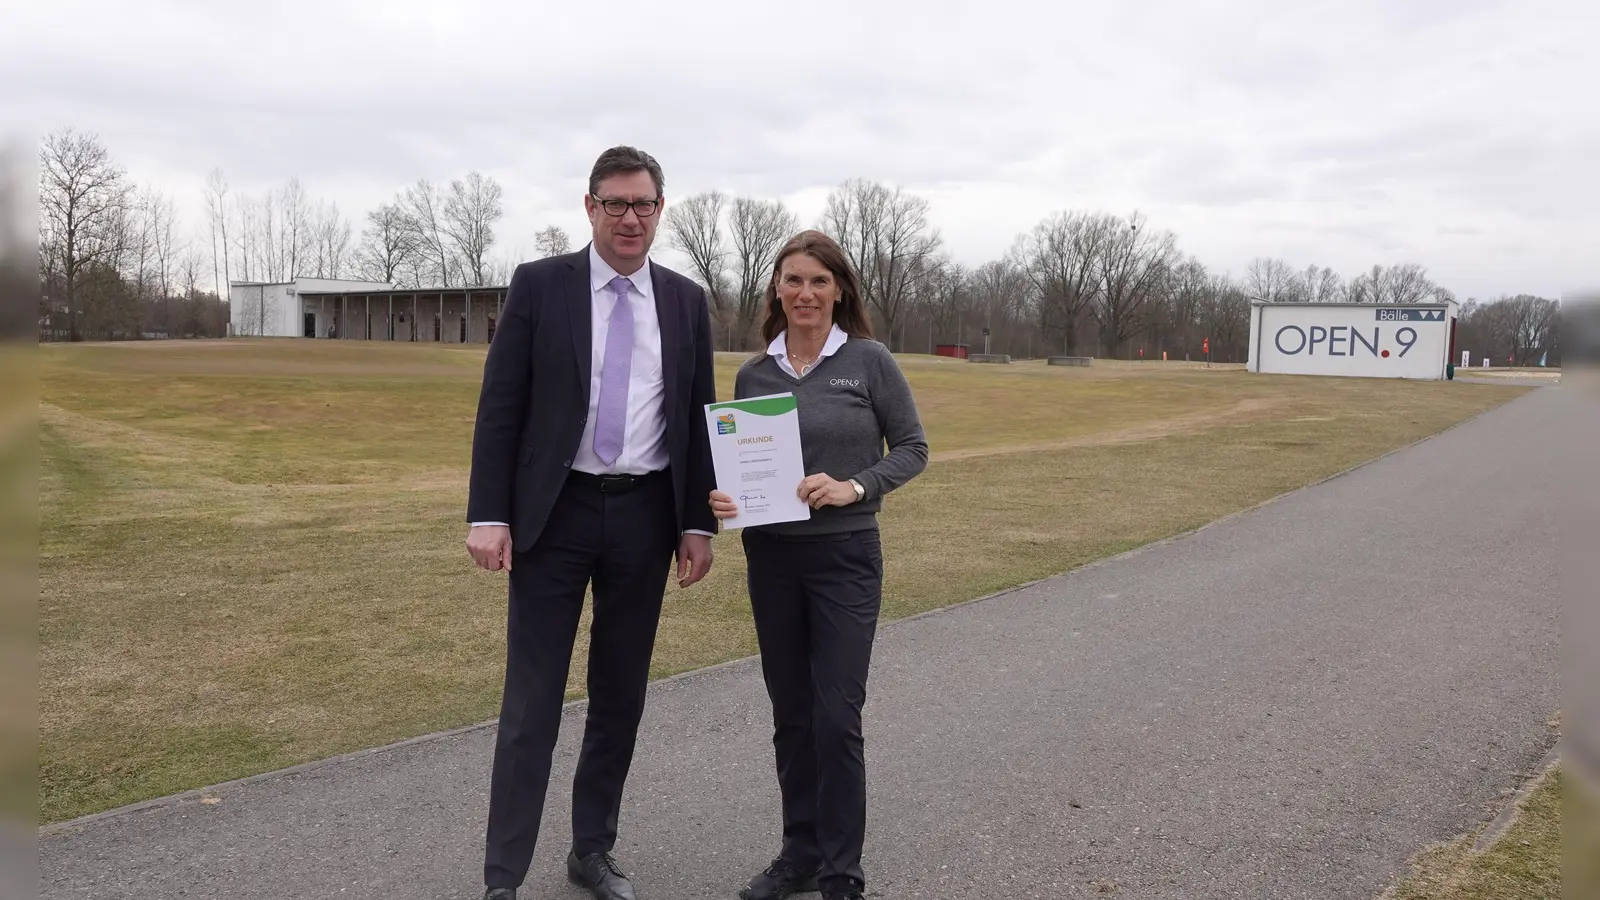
848;479;865;502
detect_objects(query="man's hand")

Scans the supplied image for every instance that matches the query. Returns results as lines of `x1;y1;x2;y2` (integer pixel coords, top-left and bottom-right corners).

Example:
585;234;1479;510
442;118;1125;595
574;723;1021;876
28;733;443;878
467;524;513;572
677;533;713;588
798;474;859;509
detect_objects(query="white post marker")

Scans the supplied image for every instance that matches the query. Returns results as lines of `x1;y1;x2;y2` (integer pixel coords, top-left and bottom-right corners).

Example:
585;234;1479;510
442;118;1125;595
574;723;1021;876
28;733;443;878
705;392;812;530
1462;350;1471;367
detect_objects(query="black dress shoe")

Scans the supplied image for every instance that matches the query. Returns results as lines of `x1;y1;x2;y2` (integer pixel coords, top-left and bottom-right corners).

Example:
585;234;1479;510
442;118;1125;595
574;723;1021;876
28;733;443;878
739;858;820;900
567;849;637;900
483;889;516;900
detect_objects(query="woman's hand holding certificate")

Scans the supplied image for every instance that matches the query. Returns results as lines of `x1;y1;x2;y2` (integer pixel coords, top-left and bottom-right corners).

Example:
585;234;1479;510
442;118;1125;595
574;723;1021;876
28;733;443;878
796;473;860;509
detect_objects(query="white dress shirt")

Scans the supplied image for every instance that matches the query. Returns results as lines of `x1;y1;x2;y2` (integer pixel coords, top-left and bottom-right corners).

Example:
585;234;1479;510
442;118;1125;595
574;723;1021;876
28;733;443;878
574;244;668;476
472;244;711;537
768;323;850;378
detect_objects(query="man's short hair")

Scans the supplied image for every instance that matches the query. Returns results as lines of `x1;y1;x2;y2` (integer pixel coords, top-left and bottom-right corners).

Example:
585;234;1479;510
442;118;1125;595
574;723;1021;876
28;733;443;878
588;146;665;198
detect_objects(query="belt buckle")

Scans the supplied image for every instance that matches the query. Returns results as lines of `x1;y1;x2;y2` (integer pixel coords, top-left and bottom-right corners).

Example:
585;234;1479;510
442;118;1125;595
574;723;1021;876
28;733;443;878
598;474;633;493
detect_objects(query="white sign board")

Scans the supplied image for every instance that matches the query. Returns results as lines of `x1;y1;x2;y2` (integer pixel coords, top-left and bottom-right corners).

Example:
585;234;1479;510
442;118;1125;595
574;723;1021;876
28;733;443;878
1247;302;1457;380
1462;350;1470;367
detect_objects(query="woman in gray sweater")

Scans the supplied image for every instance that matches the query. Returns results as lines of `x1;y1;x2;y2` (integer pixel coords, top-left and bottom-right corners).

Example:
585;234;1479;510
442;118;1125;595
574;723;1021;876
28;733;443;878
709;230;929;900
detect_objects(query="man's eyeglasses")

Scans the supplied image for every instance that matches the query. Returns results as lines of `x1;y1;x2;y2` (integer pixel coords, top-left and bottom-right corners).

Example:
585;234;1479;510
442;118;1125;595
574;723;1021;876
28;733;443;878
591;196;660;218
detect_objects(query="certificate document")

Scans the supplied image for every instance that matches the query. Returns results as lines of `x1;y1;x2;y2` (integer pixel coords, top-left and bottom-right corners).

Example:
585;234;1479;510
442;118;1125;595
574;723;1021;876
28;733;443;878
704;392;811;530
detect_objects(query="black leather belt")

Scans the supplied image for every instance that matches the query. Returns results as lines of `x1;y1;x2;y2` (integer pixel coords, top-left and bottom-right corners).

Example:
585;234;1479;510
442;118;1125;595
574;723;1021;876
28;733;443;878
568;469;666;493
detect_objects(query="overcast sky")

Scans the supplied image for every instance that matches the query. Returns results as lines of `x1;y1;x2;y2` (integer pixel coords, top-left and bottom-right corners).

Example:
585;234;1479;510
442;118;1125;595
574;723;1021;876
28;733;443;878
6;0;1596;300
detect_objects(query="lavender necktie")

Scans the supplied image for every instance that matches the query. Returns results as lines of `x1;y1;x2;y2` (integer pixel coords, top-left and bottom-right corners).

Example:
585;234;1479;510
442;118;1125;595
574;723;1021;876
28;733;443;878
592;276;634;466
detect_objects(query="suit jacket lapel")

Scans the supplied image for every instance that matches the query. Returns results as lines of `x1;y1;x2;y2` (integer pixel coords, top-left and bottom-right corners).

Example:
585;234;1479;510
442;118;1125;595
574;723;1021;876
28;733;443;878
569;249;593;409
651;261;681;443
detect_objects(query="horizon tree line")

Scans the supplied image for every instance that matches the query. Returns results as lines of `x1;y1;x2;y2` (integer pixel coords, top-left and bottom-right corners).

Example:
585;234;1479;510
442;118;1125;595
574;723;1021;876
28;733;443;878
37;127;1563;365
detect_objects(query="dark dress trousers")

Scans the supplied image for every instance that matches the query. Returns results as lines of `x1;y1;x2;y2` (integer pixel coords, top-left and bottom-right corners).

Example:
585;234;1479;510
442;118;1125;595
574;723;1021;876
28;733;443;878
466;246;718;890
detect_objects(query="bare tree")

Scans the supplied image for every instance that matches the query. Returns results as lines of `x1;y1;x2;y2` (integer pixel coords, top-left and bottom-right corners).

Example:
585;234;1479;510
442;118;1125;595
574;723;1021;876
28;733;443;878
203;168;231;297
665;191;731;319
224;188;287;333
126;185;157;305
1157;256;1210;355
969;257;1027;350
280;176;309;279
123;185;177;304
444;171;503;287
1504;294;1560;365
178;245;204;299
1458;295;1544;365
235;194;256;282
1245;257;1297;303
1379;262;1439;305
218;177;346;288
1094;212;1178;357
1459;297;1508;361
820;178;942;350
1011;210;1107;354
307;200;352;279
39;128;134;341
129;186;179;333
230;190;274;283
400;179;454;287
1344;266;1378;303
919;256;970;344
149;189;178;304
1345;263;1444;305
358;203;418;286
174;245;212;337
1299;264;1343;303
728;197;797;347
663;193;796;349
533;225;572;258
1204;274;1251;362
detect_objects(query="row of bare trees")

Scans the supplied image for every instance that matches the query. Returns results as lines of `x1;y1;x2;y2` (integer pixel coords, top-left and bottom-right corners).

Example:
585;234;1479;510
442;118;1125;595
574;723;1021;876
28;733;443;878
39;129;229;340
666;177;1559;364
202;168;509;295
39;128;537;340
664;183;1269;360
663;191;800;348
201;173;354;286
1242;258;1453;306
1457;294;1562;366
39;126;1564;361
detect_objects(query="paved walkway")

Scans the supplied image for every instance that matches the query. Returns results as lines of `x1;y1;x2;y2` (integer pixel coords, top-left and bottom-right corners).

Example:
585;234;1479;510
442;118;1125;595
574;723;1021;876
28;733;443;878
39;386;1570;900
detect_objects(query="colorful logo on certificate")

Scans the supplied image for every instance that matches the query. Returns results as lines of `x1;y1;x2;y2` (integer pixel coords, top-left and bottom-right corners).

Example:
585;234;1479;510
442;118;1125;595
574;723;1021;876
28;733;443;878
716;412;737;435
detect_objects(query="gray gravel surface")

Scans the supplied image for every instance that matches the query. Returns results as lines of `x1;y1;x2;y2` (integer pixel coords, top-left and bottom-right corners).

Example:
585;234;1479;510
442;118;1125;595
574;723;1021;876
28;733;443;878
37;386;1567;900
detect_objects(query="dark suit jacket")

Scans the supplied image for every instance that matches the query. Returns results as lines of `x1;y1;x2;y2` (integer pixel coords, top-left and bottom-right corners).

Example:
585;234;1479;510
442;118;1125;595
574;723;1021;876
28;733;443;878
466;246;719;553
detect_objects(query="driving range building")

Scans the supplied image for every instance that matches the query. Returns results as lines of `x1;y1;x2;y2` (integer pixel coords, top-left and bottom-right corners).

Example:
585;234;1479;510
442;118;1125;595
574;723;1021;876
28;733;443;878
228;277;510;344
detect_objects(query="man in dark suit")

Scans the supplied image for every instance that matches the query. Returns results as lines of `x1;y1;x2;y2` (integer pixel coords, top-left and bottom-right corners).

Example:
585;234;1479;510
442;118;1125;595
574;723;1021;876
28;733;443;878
465;145;719;900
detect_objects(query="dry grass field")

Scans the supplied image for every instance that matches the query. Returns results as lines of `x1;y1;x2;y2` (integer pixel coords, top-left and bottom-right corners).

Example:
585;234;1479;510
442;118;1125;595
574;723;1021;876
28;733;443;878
39;339;1533;824
1382;762;1564;900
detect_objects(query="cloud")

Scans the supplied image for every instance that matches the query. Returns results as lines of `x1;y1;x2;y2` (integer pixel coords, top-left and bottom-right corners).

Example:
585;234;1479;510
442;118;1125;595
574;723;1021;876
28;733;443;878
5;0;1593;299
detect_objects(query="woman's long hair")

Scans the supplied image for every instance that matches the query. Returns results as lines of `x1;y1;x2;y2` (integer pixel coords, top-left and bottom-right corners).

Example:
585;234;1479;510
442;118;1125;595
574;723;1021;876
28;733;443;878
759;230;875;344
